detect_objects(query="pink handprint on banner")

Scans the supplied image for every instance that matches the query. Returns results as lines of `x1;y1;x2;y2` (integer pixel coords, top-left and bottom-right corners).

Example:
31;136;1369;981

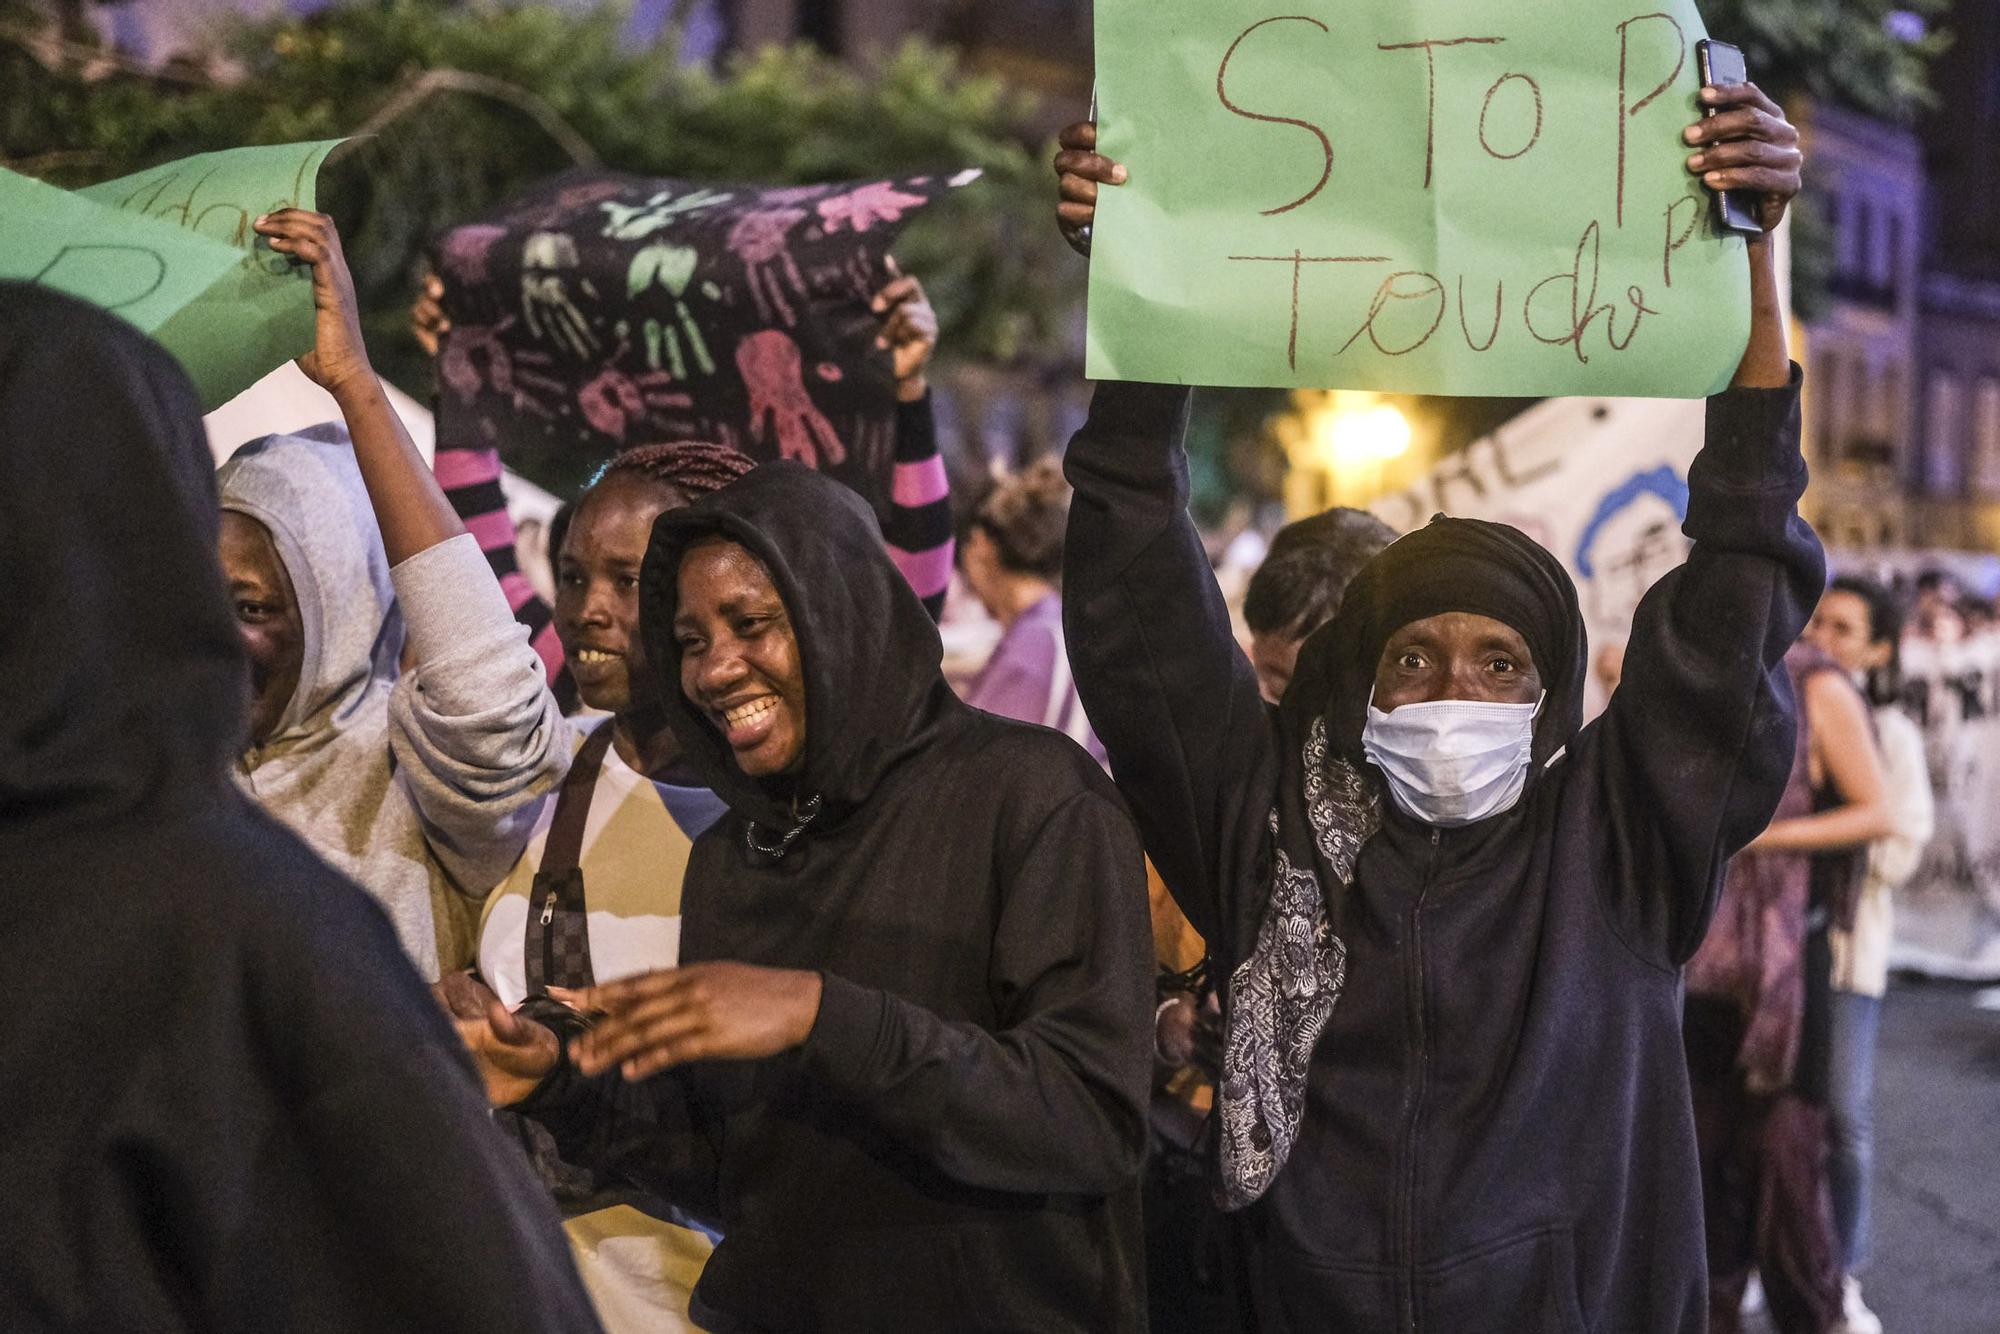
815;181;929;235
727;207;809;325
441;224;507;286
579;369;647;439
440;321;516;404
736;330;845;468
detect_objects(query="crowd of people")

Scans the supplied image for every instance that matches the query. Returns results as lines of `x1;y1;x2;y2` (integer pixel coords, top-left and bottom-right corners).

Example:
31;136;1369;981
0;73;1962;1334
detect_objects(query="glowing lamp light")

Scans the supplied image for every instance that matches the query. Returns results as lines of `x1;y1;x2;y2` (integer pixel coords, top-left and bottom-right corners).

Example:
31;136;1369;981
1308;393;1411;472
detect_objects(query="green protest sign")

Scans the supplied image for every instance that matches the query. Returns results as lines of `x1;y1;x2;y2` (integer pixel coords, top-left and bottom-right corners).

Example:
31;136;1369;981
1086;1;1751;398
0;140;343;410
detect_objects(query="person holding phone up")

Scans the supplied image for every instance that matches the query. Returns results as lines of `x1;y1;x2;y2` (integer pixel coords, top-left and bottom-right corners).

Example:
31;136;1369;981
1054;79;1813;1333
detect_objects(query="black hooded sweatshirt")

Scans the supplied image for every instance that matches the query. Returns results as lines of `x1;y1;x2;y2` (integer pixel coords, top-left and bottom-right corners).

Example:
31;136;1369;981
1062;375;1824;1333
517;462;1155;1332
0;285;601;1334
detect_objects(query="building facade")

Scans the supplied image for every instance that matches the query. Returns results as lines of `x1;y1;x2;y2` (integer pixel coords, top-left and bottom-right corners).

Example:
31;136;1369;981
1795;103;1926;548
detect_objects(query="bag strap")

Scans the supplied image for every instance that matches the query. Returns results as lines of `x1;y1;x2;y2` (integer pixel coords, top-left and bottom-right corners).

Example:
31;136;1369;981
543;723;616;877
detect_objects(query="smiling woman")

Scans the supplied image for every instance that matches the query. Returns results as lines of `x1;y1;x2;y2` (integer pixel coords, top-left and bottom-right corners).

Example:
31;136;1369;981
671;537;807;779
474;460;1156;1333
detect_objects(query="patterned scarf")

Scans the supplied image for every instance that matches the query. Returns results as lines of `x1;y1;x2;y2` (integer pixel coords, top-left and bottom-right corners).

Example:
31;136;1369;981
1216;717;1379;1209
1213;514;1581;1210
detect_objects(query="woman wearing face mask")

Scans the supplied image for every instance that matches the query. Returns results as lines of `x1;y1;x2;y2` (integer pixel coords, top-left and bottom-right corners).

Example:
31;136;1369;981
1798;575;1933;1334
454;464;1155;1331
445;443;750;1334
1054;83;1822;1332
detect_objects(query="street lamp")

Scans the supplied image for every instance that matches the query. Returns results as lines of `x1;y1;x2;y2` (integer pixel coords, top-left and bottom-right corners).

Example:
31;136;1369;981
1297;390;1411;509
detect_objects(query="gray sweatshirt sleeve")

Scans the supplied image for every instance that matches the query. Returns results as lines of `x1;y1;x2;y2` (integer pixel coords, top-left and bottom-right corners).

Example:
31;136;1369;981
386;533;571;898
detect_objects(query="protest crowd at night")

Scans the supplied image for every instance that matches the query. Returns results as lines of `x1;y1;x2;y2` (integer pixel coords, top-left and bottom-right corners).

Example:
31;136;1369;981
4;1;1999;1331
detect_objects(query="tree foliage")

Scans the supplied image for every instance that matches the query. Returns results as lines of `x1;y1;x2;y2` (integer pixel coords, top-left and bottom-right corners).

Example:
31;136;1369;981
0;0;1076;397
1702;0;1951;124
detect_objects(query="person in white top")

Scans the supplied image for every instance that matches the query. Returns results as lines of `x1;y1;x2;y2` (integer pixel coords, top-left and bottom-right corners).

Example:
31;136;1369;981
1804;575;1936;1334
440;442;751;1334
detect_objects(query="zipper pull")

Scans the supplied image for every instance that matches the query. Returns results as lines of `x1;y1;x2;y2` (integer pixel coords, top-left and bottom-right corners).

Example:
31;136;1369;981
540;890;557;927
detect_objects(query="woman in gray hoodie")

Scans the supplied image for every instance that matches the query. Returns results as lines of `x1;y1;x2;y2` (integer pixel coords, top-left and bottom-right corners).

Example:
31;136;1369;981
218;210;569;980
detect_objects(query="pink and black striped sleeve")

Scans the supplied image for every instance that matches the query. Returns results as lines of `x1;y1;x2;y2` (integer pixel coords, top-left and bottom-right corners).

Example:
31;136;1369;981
881;393;954;622
431;444;574;706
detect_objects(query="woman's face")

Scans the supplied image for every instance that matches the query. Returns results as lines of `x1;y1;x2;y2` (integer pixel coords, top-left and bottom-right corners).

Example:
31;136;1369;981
1806;588;1890;677
673;538;807;778
218;510;304;745
555;474;683;715
1372;612;1541;711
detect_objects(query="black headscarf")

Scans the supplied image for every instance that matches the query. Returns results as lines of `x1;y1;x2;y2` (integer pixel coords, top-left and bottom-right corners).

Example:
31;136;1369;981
1217;513;1588;1209
637;461;947;838
0;284;248;828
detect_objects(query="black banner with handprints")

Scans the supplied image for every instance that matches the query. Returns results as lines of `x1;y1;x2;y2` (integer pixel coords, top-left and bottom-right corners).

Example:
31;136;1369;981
434;168;976;505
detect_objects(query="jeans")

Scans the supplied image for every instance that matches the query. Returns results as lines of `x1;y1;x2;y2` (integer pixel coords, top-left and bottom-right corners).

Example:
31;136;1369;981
1827;990;1882;1272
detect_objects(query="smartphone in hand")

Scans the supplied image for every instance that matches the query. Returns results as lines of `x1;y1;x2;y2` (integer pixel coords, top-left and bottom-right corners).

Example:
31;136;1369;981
1695;39;1764;237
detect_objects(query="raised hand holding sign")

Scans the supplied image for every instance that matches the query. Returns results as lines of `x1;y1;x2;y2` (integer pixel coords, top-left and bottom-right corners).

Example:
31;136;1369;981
1083;0;1760;398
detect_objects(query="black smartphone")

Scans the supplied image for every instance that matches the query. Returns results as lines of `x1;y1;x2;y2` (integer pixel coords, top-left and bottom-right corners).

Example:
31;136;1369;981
1694;39;1764;236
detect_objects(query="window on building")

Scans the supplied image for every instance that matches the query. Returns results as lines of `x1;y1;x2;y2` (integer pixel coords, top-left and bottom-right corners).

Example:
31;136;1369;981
1926;371;1966;496
1807;347;1835;462
1879;361;1906;447
1854;201;1873;284
797;0;842;52
1975;376;2000;497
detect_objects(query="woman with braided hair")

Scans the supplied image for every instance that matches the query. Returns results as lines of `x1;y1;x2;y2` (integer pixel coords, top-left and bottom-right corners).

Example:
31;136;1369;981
439;440;755;1334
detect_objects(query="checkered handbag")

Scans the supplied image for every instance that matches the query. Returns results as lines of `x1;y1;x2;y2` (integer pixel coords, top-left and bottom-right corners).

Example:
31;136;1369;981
524;722;615;996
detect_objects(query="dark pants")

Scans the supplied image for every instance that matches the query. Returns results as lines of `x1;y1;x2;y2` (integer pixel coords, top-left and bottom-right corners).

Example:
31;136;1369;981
1686;997;1845;1334
1142;1133;1253;1334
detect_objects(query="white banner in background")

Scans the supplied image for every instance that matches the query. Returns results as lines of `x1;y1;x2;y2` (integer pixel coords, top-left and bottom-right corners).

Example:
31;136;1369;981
1894;632;2000;979
1372;393;1707;714
1377;397;2000;977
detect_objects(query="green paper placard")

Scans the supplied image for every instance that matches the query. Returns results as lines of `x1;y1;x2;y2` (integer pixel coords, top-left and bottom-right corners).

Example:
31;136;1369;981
1;140;344;409
1086;1;1751;398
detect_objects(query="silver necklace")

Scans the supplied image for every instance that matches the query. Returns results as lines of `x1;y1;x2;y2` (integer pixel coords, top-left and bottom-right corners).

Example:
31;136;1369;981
745;792;822;859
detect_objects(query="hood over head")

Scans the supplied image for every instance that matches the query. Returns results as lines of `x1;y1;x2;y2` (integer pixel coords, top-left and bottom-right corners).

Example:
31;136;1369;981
216;424;402;751
0;283;248;824
1285;514;1587;775
639;461;945;829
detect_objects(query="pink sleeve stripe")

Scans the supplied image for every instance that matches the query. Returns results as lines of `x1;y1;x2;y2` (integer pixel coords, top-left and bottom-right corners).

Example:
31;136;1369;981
499;571;539;615
433;446;503;491
891;456;950;508
465;508;517;553
531;621;566;682
888;539;954;600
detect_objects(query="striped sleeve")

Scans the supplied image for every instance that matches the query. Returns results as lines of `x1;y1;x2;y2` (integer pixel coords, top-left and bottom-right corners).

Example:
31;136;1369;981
433;444;575;710
881;394;954;622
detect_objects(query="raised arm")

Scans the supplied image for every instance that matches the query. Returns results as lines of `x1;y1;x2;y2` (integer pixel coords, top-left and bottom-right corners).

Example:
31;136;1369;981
255;212;463;564
260;214;569;900
874;267;954;621
1589;80;1824;963
1053;127;1277;943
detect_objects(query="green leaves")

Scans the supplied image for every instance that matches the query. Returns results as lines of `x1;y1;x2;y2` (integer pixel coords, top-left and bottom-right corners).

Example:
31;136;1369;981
1;2;1074;397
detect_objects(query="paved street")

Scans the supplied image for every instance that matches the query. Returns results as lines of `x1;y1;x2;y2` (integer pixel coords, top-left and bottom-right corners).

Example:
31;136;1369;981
1862;980;2000;1333
1746;979;2000;1333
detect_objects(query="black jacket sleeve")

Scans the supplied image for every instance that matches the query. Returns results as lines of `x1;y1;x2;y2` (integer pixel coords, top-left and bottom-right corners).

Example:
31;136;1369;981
1587;367;1825;965
796;788;1154;1196
260;888;605;1334
1060;381;1279;948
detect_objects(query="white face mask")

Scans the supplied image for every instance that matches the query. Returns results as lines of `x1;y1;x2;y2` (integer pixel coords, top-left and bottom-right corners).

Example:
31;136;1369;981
1361;692;1544;827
